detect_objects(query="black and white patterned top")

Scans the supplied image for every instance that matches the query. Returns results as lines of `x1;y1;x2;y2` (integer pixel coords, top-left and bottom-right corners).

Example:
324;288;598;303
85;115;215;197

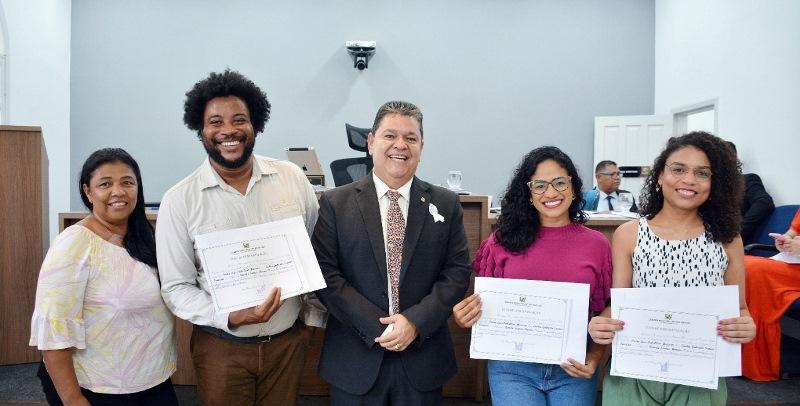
632;218;727;288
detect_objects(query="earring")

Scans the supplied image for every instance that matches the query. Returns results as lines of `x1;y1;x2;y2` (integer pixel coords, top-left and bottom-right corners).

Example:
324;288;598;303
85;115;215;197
656;184;661;193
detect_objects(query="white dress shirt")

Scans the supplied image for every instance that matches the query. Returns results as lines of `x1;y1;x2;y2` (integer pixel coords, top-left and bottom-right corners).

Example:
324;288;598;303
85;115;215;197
157;155;324;337
372;172;412;314
597;190;618;211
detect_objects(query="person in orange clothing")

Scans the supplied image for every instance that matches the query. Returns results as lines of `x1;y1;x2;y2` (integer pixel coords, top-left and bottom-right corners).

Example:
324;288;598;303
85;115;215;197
743;208;800;381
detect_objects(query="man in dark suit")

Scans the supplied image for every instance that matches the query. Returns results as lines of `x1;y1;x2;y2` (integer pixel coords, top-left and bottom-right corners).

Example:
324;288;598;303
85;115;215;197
726;141;775;243
311;101;471;404
581;160;638;212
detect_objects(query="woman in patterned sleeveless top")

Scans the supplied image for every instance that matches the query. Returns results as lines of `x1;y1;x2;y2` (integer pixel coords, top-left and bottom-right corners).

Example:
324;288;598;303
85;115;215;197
587;132;756;405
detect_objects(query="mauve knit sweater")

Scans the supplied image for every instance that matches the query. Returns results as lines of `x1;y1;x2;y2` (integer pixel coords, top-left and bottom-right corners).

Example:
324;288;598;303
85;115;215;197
473;222;612;314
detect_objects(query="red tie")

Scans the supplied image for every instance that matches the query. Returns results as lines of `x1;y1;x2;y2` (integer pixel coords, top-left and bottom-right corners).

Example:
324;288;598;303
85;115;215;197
386;190;405;315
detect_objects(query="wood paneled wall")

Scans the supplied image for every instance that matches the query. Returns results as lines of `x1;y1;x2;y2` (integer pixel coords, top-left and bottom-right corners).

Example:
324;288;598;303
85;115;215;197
0;126;48;365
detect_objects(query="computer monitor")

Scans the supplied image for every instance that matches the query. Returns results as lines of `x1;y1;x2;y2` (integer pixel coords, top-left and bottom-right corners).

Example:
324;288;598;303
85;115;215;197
286;147;325;186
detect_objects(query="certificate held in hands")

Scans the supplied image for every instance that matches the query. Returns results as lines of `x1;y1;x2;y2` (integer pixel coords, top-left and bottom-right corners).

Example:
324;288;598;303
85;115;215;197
610;286;740;390
470;277;590;365
195;216;326;313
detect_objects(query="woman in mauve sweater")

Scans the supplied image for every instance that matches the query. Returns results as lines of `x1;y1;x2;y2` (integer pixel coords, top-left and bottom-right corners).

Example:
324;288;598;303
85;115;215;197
453;146;611;406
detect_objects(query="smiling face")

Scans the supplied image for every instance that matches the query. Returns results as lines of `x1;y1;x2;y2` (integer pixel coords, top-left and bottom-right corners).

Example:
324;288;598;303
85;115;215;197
368;113;424;189
201;96;256;169
82;161;138;227
658;146;712;212
530;159;573;227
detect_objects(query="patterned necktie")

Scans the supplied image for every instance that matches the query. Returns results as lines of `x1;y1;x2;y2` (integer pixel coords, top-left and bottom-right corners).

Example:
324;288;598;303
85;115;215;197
386;190;405;315
606;195;614;211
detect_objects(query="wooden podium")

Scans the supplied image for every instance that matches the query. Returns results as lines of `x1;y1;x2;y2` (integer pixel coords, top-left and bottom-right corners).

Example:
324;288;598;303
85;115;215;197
0;126;48;364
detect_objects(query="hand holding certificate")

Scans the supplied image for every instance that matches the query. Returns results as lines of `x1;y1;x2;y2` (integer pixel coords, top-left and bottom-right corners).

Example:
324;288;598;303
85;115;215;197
469;277;590;365
195;216;326;314
609;286;740;389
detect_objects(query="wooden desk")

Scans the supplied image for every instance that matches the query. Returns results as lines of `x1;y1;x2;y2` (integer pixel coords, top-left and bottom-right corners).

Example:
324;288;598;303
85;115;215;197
58;195;492;399
489;212;632;241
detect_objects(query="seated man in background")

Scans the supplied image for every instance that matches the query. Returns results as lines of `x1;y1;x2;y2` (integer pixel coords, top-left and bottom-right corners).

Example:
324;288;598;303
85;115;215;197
726;141;775;244
582;160;638;212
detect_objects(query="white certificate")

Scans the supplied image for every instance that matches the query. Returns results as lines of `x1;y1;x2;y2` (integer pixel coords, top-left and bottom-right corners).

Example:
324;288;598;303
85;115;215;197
195;216;326;314
771;252;800;264
610;286;740;389
470;277;590;364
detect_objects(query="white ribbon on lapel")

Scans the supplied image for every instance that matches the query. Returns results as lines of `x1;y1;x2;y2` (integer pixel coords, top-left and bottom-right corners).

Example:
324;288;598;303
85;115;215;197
429;203;445;223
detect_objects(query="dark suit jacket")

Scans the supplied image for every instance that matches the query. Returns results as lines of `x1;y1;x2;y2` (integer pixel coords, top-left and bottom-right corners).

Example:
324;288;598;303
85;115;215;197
581;187;638;212
741;173;775;244
311;175;471;395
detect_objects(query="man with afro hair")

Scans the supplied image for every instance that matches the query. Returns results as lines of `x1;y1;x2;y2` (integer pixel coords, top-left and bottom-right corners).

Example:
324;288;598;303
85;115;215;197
156;69;325;405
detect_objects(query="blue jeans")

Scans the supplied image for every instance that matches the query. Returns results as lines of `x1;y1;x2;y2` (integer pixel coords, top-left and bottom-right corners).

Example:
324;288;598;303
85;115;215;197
488;360;599;406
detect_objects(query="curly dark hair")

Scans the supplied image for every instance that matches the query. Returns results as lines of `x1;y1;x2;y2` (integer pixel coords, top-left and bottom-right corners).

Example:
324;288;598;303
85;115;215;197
79;148;157;269
183;69;271;138
639;131;742;243
496;146;587;253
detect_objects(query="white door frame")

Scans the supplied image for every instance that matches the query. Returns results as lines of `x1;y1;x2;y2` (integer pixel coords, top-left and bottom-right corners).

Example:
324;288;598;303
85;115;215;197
671;98;718;136
593;115;673;197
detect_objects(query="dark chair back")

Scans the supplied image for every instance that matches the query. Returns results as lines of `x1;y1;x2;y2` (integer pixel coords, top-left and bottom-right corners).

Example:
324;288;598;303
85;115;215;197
330;157;373;187
744;204;800;257
345;124;370;154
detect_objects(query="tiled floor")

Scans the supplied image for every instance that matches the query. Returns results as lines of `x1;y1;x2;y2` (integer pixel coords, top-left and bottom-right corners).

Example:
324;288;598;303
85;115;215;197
2;363;800;405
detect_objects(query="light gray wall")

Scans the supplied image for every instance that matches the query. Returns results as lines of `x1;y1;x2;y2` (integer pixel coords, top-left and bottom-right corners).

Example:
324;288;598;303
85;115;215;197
655;0;800;205
2;0;70;240
71;0;654;209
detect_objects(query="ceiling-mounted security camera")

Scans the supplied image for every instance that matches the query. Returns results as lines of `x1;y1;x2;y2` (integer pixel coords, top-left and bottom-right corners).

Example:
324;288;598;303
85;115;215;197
346;40;376;70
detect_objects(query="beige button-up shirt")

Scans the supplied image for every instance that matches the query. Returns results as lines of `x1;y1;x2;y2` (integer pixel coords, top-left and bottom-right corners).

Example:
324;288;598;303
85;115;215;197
157;155;324;337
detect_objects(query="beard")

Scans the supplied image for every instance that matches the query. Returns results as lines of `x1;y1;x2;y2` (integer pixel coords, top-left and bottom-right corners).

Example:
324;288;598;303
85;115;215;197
203;140;256;169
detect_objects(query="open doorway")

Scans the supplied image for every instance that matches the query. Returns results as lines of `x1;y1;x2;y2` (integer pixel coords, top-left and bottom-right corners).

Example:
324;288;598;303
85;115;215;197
672;99;718;135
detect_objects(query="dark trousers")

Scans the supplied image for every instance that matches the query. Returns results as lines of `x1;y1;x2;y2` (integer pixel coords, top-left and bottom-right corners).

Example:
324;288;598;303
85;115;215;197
329;352;443;406
37;361;178;406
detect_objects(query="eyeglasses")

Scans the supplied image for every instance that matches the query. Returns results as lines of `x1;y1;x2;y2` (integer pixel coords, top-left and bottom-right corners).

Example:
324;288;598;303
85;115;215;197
598;171;621;178
527;176;571;195
664;162;712;181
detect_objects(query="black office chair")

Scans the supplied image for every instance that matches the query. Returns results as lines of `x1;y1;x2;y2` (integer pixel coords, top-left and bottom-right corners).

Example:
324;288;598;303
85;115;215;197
345;123;370;153
330;124;373;186
331;157;372;187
